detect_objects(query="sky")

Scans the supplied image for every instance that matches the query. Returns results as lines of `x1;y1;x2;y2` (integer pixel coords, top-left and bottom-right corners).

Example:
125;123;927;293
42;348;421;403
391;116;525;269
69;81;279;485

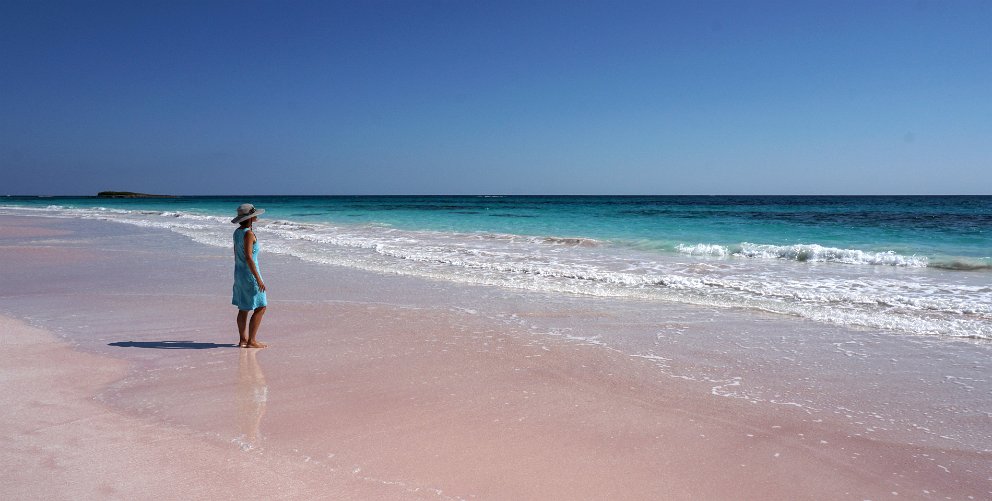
1;0;990;196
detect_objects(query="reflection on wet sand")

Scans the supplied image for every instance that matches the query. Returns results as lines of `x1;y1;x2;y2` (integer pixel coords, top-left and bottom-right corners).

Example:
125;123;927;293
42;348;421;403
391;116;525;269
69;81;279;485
236;348;267;450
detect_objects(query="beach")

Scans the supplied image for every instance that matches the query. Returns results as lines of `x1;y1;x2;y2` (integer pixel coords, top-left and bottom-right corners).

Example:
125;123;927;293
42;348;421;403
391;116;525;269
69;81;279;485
5;0;991;496
1;213;990;499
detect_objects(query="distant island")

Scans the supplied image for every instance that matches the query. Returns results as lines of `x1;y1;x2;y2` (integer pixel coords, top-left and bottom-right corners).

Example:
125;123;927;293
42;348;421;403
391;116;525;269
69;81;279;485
97;191;176;198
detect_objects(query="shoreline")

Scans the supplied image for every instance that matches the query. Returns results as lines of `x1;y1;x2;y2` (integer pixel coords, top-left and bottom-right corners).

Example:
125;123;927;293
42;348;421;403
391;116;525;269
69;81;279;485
2;199;989;343
1;214;990;499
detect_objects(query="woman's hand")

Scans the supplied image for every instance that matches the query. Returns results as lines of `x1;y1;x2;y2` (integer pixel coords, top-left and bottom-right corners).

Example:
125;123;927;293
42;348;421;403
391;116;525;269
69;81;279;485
257;280;267;292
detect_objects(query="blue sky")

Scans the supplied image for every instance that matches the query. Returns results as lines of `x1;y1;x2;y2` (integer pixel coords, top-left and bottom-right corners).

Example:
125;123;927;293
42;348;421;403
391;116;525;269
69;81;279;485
1;0;989;195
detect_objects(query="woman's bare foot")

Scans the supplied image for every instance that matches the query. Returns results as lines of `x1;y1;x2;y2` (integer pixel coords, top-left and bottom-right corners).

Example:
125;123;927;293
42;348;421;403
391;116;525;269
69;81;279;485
238;341;249;348
245;341;267;349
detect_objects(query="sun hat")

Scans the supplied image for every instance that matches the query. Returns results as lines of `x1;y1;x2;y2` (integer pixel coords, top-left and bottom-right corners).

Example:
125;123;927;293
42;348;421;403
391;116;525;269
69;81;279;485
231;203;265;224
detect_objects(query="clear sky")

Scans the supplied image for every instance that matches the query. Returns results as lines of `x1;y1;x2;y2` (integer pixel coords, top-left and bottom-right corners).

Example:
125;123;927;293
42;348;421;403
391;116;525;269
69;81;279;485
1;0;990;195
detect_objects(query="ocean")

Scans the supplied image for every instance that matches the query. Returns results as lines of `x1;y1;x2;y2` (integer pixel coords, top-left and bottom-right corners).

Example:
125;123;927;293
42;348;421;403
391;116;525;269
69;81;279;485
4;194;992;459
3;195;990;341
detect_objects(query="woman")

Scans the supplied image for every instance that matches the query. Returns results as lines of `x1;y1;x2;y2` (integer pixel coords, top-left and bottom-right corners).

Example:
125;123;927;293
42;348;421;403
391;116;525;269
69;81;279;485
231;203;268;348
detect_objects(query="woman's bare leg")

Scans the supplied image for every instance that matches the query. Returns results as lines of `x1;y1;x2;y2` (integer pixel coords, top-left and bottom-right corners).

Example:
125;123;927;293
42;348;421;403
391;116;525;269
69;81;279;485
246;306;267;348
237;310;250;347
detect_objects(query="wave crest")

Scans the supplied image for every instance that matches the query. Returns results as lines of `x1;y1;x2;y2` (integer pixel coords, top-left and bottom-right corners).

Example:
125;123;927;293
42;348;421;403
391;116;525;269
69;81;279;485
677;242;929;267
739;243;929;267
675;243;730;257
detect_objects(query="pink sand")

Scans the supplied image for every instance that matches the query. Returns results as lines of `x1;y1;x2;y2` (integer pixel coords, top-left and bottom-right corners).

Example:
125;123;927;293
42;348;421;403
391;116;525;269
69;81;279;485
1;215;989;499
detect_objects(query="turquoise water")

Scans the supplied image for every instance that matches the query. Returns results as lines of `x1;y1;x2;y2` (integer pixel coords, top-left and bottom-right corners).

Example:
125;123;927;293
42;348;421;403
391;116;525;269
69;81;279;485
3;195;990;340
5;196;990;266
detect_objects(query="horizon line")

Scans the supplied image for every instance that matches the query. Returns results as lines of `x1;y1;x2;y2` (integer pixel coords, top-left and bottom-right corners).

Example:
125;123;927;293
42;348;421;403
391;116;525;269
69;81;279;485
4;193;992;198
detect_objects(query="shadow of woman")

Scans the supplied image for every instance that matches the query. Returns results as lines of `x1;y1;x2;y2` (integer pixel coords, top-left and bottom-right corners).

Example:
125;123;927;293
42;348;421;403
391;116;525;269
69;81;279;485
235;348;268;450
108;341;237;349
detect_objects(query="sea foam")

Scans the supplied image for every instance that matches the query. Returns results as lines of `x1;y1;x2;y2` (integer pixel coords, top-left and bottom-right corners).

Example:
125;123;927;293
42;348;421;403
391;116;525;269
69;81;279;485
5;204;989;341
677;242;928;267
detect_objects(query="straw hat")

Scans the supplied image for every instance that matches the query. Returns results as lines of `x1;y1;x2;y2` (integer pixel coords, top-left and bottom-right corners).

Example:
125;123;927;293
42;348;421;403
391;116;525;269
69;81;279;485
231;203;265;224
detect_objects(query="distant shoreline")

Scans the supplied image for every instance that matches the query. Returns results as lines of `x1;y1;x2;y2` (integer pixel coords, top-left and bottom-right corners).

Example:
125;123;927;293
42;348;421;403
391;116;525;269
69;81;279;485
97;191;177;198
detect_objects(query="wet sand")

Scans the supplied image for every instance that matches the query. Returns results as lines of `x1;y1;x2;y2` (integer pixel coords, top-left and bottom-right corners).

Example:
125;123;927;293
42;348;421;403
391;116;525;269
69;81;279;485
1;215;989;499
0;315;420;500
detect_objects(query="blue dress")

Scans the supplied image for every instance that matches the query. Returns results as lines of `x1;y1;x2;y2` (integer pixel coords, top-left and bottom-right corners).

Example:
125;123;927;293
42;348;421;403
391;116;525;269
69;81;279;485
232;227;267;311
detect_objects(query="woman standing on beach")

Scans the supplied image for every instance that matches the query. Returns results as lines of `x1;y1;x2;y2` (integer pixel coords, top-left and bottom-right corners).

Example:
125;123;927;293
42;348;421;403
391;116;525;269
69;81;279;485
232;203;267;348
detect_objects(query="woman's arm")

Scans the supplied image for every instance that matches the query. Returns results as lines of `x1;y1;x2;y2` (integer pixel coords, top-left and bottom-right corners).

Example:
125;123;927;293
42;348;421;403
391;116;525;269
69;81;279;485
243;230;267;292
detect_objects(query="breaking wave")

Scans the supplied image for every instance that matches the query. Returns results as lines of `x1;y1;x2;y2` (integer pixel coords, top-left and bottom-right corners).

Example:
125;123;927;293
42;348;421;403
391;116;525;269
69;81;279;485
3;203;990;341
677;242;929;267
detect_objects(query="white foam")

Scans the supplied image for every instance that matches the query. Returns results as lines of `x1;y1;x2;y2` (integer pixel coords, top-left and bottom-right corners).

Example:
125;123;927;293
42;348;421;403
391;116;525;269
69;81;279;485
737;242;929;267
6;204;989;341
676;243;731;257
676;241;929;267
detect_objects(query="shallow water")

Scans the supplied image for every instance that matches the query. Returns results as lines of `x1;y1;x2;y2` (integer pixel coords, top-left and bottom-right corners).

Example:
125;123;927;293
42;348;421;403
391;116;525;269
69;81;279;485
3;196;990;340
